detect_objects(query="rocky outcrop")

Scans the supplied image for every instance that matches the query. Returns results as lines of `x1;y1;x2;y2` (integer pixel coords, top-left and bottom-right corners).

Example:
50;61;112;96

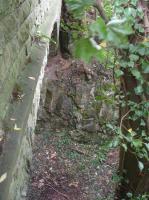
38;55;117;143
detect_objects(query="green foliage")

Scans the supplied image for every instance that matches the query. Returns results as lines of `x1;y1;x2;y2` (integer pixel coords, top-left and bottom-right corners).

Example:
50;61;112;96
103;0;113;18
34;30;56;44
126;193;149;200
76;16;133;61
74;38;106;63
65;0;95;18
68;0;149;180
89;17;107;39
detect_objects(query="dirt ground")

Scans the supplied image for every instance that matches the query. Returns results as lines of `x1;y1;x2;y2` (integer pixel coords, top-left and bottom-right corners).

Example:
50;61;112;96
27;127;118;200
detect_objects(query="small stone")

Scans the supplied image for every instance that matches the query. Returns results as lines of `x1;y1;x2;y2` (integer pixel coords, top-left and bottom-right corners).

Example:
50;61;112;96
81;122;96;133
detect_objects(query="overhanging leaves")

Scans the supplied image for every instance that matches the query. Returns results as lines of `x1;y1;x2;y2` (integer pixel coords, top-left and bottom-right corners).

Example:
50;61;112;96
89;16;133;47
65;0;95;18
74;38;105;63
89;17;107;39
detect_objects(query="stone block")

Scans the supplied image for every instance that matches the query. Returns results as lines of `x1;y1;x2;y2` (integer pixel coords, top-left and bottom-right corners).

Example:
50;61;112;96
2;14;19;43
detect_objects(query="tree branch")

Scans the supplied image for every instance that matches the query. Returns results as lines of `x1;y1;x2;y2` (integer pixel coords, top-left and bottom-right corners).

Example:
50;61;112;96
93;0;108;23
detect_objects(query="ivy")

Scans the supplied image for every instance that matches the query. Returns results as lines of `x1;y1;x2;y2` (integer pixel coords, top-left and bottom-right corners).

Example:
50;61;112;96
66;0;149;194
65;0;95;18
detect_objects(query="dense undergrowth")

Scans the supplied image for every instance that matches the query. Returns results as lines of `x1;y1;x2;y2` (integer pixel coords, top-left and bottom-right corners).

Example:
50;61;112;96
64;0;149;199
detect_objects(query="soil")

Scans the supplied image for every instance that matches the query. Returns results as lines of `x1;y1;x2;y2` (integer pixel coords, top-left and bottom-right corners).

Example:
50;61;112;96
27;129;118;200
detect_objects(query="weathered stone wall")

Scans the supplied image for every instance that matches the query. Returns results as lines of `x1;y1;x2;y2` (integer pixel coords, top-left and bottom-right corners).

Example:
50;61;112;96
0;1;62;199
0;0;60;120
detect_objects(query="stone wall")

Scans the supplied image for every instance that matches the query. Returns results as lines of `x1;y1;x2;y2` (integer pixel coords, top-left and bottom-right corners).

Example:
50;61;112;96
0;0;60;120
0;0;62;199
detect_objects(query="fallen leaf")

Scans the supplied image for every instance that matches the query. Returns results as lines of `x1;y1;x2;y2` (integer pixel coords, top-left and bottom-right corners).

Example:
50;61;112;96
50;152;57;159
28;76;36;80
138;161;144;172
128;128;132;133
69;181;79;188
100;41;107;48
0;173;7;183
10;118;16;121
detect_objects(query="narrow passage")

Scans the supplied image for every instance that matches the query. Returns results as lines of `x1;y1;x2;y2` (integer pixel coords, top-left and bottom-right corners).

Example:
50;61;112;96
27;55;118;200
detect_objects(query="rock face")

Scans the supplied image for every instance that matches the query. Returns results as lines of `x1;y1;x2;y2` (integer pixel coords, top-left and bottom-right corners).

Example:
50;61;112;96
39;55;117;142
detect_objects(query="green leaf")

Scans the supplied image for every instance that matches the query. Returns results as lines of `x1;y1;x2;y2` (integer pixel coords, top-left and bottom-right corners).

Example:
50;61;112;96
134;85;143;95
131;69;142;80
89;17;107;39
107;18;133;36
141;61;149;73
138;161;144;172
106;17;133;46
140;119;146;126
131;0;138;6
106;123;114;130
122;143;127;152
145;143;149;151
66;0;95;18
124;7;137;18
127;192;133;198
107;28;129;46
132;139;143;148
115;69;124;77
129;54;139;62
112;138;119;147
74;38;105;63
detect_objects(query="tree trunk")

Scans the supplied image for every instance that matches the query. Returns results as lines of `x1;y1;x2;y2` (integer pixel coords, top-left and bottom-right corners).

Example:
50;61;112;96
59;0;71;58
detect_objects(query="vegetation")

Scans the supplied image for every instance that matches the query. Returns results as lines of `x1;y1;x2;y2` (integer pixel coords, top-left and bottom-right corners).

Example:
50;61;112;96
65;0;149;198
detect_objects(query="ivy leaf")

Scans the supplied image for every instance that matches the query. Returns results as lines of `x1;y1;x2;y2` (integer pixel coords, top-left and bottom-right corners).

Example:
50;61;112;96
74;38;105;63
122;143;127;152
140;119;145;126
134;85;143;95
107;28;129;46
132;139;142;148
107;18;133;36
129;54;139;62
124;7;136;18
138;161;144;172
0;173;7;183
115;69;124;77
106;17;133;46
141;61;149;73
131;69;142;80
131;0;138;6
127;192;133;198
145;143;149;151
107;19;133;35
112;138;119;147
